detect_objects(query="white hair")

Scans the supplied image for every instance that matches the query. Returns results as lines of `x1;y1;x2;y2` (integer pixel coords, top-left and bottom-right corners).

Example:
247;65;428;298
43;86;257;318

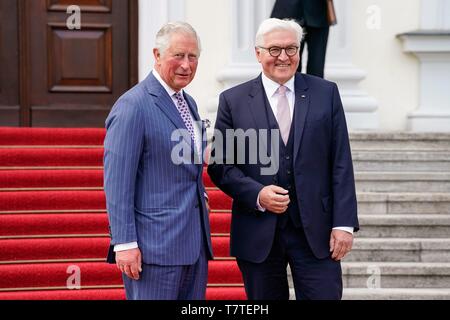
155;21;201;56
255;18;303;47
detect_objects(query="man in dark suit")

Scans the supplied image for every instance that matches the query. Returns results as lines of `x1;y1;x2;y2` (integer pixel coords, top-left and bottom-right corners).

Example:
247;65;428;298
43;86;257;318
208;18;358;300
271;0;331;78
104;22;212;300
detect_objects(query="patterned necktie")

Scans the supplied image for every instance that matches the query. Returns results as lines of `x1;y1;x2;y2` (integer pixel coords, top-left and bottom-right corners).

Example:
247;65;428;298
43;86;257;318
276;85;291;145
174;92;196;142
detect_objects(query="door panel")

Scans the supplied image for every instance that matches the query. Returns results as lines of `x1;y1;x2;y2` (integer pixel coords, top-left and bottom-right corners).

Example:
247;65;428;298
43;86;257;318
47;22;113;93
0;0;20;126
47;0;112;12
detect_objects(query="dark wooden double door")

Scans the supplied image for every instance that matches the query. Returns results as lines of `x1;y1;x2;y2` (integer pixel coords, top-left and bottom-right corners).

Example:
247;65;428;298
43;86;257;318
0;0;138;127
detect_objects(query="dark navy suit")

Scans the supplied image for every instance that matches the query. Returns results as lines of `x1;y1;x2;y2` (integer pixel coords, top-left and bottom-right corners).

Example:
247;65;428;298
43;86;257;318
208;73;358;300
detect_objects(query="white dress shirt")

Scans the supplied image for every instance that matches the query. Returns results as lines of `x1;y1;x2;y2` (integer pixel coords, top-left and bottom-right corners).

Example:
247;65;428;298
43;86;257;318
255;73;353;235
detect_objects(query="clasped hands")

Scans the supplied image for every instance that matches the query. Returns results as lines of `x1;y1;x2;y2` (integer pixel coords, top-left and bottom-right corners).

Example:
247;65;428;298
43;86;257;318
258;185;353;261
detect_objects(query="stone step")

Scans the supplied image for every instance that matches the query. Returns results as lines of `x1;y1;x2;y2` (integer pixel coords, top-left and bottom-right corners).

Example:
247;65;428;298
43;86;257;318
352;150;450;171
355;172;450;192
342;288;450;300
342;262;450;289
356;214;450;238
357;192;450;215
349;132;450;151
345;238;450;262
288;288;450;300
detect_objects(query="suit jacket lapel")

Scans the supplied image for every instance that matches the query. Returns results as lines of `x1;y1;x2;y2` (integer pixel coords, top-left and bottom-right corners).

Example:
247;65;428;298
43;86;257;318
248;76;271;157
184;94;206;164
293;73;310;162
145;73;194;148
185;94;200;123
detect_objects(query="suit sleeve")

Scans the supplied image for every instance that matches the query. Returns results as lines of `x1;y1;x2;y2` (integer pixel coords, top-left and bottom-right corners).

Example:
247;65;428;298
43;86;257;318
208;93;265;210
330;83;359;231
104;98;145;245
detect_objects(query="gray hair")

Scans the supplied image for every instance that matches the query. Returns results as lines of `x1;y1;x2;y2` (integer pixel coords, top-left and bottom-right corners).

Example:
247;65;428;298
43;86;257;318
155;21;201;56
255;18;303;47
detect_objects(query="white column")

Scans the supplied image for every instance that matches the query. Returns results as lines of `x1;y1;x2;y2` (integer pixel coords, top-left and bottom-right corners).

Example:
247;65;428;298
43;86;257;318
399;0;450;132
138;0;186;81
325;0;378;130
214;0;378;131
205;0;275;127
216;0;274;89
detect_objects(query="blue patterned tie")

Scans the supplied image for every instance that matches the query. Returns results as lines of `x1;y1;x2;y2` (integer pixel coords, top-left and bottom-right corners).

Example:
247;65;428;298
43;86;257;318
174;92;196;142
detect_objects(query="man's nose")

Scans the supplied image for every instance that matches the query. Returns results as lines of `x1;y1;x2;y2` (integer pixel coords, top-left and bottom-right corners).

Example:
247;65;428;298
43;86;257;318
278;49;289;60
180;56;190;69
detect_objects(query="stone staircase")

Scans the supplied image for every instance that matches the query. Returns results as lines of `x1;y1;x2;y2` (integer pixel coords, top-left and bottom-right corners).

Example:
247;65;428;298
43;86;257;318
293;132;450;300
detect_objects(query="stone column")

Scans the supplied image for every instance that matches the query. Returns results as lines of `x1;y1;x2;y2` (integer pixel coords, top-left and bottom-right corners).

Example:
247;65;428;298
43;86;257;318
325;0;379;130
216;0;274;88
398;0;450;132
138;0;186;81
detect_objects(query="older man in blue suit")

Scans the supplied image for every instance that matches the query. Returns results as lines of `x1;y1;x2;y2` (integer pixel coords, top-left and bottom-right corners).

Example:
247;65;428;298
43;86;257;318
208;18;358;300
104;22;212;300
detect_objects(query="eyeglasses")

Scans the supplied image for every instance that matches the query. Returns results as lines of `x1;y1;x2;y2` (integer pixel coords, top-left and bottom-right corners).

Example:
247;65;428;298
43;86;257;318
257;46;299;57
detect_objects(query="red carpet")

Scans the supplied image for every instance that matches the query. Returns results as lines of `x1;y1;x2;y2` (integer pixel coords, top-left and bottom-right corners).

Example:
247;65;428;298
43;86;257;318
0;127;105;146
0;127;245;300
0;288;246;300
0;170;104;189
0;237;230;262
0;149;104;167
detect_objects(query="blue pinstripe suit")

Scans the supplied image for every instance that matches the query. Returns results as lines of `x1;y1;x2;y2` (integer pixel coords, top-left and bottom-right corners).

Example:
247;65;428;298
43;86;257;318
104;72;213;299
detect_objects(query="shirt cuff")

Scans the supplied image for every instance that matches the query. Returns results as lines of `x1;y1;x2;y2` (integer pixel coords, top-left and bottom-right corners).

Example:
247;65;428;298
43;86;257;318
204;192;209;201
333;227;354;235
114;242;138;252
256;193;266;212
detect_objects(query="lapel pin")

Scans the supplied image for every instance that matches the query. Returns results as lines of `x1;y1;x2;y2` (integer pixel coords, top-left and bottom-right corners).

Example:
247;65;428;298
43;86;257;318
202;119;211;129
301;95;306;98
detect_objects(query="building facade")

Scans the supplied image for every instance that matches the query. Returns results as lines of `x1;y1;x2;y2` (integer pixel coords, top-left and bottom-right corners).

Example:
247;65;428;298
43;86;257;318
1;0;449;131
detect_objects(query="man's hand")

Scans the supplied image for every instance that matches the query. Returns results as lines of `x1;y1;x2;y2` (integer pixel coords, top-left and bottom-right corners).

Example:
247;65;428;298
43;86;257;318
258;185;290;214
330;230;353;261
116;248;142;280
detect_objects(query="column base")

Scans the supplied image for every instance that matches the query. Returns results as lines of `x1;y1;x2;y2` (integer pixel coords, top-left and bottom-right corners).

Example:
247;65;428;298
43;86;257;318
345;110;379;131
408;110;450;132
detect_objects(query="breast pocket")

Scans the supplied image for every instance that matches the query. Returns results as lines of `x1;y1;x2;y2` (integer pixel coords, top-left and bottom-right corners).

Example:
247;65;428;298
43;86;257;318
304;115;329;130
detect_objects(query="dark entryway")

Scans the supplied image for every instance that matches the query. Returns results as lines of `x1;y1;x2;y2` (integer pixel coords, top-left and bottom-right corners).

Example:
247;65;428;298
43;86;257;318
0;0;138;127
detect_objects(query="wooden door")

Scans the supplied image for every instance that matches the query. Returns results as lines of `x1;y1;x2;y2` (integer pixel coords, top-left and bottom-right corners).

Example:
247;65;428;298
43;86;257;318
0;0;138;127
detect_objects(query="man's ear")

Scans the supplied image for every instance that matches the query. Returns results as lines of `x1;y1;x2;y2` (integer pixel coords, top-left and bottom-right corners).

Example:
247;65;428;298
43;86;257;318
255;47;262;63
153;48;160;63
